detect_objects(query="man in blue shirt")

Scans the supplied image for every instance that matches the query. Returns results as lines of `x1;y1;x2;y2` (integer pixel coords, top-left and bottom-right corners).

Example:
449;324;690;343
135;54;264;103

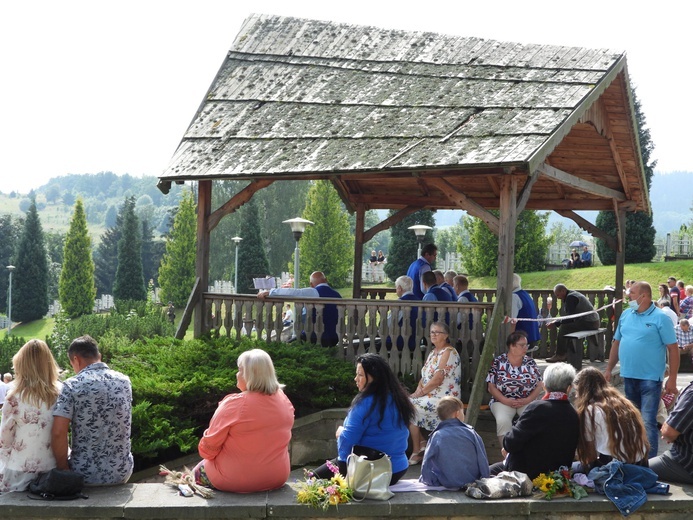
580;246;592;267
406;244;437;300
605;282;679;458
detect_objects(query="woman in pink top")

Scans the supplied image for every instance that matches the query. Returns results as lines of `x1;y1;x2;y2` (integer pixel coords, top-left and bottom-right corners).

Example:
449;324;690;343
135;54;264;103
194;349;295;492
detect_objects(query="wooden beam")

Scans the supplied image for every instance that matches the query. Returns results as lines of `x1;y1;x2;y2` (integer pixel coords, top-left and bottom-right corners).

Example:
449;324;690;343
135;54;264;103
423;177;500;235
353;204;365;298
536;163;627;201
195;181;212;337
363;206;420;243
467;176;517;427
587;99;631;198
613;206;627;330
555;209;617;251
516;171;540;214
207;180;273;232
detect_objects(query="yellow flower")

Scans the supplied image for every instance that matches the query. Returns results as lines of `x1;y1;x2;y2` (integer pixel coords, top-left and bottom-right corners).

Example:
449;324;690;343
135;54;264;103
540;477;555;493
329;494;340;505
296;490;310;503
332;474;347;488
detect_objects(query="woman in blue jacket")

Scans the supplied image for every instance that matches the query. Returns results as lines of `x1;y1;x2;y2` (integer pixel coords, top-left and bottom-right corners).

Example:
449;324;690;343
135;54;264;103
312;353;415;484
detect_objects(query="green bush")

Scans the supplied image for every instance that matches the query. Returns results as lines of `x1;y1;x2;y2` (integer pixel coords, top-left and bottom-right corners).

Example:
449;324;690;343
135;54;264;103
104;336;356;469
0;335;27;374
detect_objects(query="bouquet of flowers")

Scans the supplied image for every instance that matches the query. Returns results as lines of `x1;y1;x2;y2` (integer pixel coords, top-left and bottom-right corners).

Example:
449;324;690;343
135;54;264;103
295;461;353;510
532;467;587;500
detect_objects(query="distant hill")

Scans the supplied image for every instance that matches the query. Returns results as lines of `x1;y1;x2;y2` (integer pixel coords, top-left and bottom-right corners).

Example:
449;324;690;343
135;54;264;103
0;172;185;239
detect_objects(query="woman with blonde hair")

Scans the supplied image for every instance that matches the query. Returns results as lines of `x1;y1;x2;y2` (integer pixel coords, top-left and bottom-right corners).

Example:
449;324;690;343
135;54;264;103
194;349;294;493
574;367;649;473
0;339;61;493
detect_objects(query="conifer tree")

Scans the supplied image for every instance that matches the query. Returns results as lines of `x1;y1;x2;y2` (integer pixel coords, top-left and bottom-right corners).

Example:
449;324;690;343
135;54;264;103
299;181;353;288
0;215;22;314
12;200;49;322
384;210;435;281
158;190;197;307
236;198;270;293
113;196;146;301
59;198;96;317
94;205;123;295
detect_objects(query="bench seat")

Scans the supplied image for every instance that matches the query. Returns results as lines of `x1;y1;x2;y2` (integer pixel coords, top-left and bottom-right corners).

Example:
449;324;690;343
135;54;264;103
564;327;607;369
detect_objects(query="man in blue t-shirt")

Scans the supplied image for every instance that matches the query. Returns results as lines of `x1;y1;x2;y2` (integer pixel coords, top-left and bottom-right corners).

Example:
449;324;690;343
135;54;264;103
605;281;679;458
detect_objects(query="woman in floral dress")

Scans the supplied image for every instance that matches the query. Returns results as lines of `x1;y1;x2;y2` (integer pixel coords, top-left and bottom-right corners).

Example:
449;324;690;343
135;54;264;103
408;322;461;464
0;339;62;493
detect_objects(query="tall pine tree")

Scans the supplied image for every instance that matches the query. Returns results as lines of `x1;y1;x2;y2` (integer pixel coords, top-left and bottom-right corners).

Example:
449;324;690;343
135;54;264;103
59;199;96;317
596;88;657;264
94;203;124;295
300;181;353;288
236;198;270;293
12;200;49;322
113;196;146;301
158;190;197;307
384;210;436;281
0;215;22;314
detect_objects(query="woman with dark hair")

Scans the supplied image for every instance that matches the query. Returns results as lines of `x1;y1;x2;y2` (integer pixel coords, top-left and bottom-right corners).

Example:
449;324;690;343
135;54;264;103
312;353;415;484
486;330;543;447
574;367;649;473
657;283;671;308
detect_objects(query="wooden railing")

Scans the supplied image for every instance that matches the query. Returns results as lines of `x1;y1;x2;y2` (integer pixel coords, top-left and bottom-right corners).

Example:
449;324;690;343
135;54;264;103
201;288;619;400
202;292;493;402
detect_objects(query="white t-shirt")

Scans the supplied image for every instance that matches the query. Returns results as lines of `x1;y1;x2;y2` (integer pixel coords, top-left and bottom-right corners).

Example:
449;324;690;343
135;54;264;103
0;381;8;405
585;405;647;461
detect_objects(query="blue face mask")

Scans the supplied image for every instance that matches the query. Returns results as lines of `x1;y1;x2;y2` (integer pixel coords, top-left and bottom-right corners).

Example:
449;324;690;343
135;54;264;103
628;297;640;310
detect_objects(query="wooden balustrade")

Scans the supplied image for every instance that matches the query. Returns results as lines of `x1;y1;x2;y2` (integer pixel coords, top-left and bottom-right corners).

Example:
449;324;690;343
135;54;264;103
202;292;493;402
201;288;619;401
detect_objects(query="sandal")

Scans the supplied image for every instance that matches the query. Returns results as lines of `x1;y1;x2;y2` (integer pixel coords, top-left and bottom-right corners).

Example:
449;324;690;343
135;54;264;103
408;449;425;465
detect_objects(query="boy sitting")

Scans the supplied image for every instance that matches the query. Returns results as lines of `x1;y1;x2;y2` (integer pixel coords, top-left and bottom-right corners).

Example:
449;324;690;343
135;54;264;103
420;396;489;489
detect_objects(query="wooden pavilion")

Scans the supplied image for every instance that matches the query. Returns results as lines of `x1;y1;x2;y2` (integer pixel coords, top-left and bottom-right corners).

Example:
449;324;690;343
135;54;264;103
158;14;649;422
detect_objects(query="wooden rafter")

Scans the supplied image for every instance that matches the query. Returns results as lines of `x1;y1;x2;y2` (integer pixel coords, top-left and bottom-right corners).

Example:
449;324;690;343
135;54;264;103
516;172;540;214
423;177;500;235
207;180;274;232
556;210;617;251
537;163;626;202
363;206;420;243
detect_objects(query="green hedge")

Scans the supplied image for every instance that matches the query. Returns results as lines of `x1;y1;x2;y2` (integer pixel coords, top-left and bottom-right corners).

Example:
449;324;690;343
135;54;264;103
106;336;356;469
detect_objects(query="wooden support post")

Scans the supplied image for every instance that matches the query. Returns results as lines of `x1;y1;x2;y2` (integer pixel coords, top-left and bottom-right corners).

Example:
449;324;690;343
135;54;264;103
353;204;365;298
194;180;212;337
467;176;518;427
613;207;627;329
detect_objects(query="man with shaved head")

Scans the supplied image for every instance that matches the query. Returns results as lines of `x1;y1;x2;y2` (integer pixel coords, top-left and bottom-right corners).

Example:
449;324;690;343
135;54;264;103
258;271;341;346
606;281;679;458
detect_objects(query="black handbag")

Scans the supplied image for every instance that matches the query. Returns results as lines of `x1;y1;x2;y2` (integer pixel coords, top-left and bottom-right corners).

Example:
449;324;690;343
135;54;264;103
28;469;88;500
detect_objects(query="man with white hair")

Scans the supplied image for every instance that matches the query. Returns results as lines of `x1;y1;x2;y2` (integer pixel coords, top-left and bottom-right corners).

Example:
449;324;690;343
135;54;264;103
391;275;420;350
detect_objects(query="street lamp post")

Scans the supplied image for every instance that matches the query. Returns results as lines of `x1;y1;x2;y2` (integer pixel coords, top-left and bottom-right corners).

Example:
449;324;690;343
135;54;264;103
408;225;433;259
6;265;15;336
282;218;314;287
232;236;242;293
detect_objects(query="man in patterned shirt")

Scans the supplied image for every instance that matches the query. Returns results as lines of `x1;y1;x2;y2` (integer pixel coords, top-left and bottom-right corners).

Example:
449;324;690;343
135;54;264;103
650;380;693;484
676;319;693;355
51;335;133;485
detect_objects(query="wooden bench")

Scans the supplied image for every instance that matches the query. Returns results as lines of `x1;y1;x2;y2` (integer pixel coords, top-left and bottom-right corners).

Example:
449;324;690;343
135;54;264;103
564;327;607;370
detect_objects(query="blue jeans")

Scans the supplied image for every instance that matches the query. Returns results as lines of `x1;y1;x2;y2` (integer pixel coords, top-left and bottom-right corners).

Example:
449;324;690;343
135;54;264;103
624;377;661;458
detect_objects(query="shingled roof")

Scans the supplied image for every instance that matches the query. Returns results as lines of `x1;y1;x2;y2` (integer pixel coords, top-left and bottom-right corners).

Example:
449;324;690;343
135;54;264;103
159;13;648;213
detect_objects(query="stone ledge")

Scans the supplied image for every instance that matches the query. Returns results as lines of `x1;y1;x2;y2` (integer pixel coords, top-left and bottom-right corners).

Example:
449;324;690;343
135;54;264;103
2;478;693;520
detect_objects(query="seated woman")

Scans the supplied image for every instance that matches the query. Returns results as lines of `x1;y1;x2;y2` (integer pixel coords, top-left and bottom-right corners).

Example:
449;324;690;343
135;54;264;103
486;331;543;447
312;353;415;484
408;322;462;465
0;340;62;493
573;367;649;473
490;362;578;480
569;249;581;269
195;349;294;492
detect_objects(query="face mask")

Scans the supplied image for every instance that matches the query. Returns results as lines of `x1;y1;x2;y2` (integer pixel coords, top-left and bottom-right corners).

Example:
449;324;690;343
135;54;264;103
628;299;640;310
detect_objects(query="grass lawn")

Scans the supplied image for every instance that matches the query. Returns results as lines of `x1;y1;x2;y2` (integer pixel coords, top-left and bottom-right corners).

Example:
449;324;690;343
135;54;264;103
0;317;55;341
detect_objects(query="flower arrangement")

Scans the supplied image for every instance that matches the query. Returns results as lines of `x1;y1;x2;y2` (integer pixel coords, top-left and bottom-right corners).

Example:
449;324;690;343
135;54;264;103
532;467;587;500
295;460;353;510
